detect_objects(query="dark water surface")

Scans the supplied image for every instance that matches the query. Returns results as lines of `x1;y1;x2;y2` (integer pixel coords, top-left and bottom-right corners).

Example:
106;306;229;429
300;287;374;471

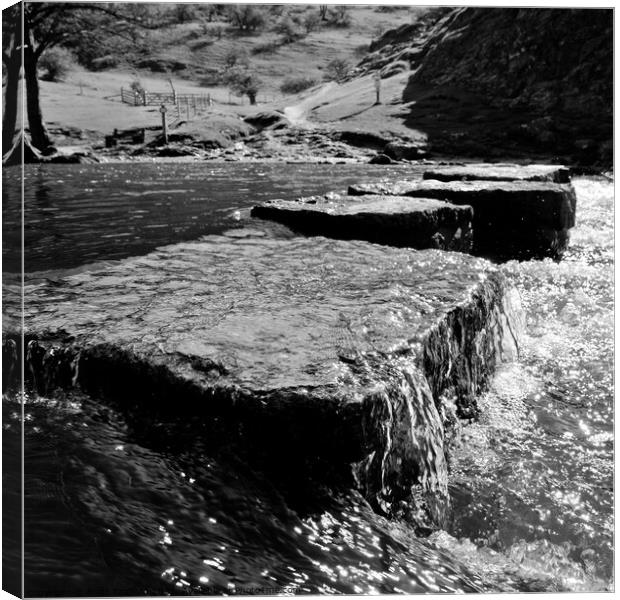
3;162;420;273
2;164;613;594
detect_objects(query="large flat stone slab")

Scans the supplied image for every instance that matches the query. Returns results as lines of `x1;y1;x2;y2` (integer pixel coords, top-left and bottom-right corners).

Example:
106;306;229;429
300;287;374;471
348;180;577;259
3;233;522;525
251;194;473;251
423;163;570;184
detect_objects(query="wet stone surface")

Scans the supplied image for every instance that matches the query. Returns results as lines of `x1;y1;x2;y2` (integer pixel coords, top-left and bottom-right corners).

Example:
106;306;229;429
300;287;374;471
4;233;522;523
251;194;473;251
422;163;570;184
348;179;577;259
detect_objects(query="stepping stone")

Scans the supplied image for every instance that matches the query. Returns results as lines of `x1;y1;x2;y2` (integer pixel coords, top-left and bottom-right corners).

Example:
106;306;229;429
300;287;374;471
348;180;577;259
423;163;570;184
251;194;474;252
3;233;523;526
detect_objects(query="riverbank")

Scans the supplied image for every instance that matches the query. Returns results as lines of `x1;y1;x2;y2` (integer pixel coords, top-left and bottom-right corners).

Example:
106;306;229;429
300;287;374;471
10;64;612;172
12;122;613;176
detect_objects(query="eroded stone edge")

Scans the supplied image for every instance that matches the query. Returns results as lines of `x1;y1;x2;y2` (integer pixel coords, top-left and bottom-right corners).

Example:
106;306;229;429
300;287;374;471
2;272;523;529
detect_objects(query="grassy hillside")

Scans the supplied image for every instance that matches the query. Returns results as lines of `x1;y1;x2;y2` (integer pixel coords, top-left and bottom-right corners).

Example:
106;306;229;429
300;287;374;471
22;4;424;138
65;5;421;97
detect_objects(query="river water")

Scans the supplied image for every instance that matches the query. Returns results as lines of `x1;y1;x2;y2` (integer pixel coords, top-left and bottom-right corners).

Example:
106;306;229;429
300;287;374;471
2;164;614;595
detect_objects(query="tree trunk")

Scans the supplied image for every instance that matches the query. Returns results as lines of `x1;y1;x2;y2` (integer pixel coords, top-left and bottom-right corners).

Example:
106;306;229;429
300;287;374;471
2;52;21;156
248;91;257;105
2;5;22;156
3;132;43;166
23;27;52;152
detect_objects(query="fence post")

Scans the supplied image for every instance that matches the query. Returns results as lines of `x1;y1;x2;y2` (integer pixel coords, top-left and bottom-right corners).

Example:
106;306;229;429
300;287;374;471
185;98;190;121
192;96;196;115
142;90;147;106
373;71;382;105
160;104;168;145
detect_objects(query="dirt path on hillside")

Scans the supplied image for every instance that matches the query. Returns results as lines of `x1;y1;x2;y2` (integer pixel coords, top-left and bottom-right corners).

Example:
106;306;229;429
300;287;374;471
283;82;337;128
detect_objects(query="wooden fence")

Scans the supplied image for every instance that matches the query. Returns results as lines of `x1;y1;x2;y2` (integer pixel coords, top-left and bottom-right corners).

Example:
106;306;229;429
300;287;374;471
120;87;213;108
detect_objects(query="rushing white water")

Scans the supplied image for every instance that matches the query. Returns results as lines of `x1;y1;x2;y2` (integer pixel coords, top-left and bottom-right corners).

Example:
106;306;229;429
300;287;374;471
445;177;614;591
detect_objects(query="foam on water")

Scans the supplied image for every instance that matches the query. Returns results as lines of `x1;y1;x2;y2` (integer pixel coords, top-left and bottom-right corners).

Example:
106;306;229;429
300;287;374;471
445;177;614;591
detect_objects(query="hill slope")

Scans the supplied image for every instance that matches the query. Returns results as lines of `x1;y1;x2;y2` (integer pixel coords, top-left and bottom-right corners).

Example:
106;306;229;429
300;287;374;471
288;7;612;166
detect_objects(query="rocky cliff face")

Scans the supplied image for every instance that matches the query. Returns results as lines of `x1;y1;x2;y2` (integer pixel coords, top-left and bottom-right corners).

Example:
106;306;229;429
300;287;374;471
363;8;612;165
411;8;612;121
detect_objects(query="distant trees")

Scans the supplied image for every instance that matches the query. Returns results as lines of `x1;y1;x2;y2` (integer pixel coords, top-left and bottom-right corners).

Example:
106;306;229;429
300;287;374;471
227;5;267;33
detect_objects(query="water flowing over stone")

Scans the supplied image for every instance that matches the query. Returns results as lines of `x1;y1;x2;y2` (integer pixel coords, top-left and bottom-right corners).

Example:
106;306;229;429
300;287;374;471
348;179;577;259
4;233;523;528
251;194;473;251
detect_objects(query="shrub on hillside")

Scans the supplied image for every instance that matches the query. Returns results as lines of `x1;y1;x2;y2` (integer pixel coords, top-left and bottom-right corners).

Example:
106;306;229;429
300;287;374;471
329;6;352;28
208;24;225;40
227;5;267;32
274;16;304;44
374;6;400;12
252;41;280;55
224;47;250;69
38;47;74;82
280;76;319;95
196;4;222;24
189;38;215;51
198;68;224;87
185;28;203;41
303;12;322;33
323;58;350;82
90;54;120;71
174;4;197;23
135;57;187;73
